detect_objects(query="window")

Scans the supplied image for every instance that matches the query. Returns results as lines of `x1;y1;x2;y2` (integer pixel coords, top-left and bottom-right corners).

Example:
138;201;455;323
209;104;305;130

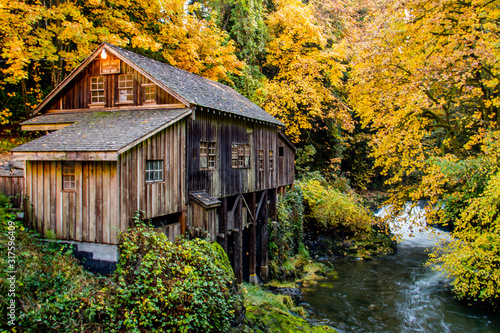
269;150;274;170
144;85;156;103
63;164;76;190
279;146;284;157
118;74;133;103
259;150;264;171
200;141;216;169
146;160;163;182
232;144;250;168
90;76;105;104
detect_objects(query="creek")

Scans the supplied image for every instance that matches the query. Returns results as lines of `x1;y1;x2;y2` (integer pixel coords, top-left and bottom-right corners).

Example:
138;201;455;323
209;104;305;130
301;205;500;333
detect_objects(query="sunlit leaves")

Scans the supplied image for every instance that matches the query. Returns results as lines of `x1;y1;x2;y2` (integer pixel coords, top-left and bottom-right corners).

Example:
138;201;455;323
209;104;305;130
259;0;352;143
350;0;500;304
0;0;242;125
350;0;500;208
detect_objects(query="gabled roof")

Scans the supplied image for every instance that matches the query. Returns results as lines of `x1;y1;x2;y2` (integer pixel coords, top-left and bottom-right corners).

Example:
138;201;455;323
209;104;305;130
33;43;283;127
12;109;191;157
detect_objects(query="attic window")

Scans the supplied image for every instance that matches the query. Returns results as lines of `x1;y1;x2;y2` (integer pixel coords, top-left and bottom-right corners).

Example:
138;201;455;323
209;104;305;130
118;74;134;103
90;76;105;104
143;84;156;104
279;147;284;157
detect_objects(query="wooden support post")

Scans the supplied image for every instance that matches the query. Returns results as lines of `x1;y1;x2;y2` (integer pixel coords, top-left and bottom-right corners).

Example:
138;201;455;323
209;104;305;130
234;196;243;284
260;190;269;282
180;210;186;235
269;188;277;221
219;198;228;253
249;192;257;284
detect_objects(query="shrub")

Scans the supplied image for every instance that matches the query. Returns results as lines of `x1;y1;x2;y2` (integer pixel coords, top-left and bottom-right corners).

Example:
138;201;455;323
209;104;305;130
298;172;374;236
429;171;500;308
268;186;305;280
112;223;242;332
0;201;106;332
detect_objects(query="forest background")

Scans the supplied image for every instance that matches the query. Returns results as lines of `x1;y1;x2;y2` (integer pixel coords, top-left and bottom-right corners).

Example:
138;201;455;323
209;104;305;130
1;0;499;307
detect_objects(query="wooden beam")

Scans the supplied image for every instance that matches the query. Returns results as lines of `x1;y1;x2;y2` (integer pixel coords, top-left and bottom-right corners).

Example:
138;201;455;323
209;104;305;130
234;196;243;284
45;104;187;114
255;190;266;220
249;192;257;284
12;151;118;161
21;123;72;131
219;198;228;253
180;210;186;235
260;190;269;282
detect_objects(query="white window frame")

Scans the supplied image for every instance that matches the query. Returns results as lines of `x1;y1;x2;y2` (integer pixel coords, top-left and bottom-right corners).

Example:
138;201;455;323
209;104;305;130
146;160;164;183
118;74;134;103
90;76;105;104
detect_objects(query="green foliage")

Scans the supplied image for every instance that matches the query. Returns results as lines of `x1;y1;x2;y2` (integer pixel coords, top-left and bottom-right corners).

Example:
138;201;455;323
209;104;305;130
427;136;500;307
236;283;336;333
268;186;304;280
113;224;241;332
0;207;241;332
0;208;107;332
298;172;374;236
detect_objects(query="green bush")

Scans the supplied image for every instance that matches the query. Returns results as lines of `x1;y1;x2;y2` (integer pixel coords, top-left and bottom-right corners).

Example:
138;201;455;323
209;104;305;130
112;223;241;332
268;186;305;280
298;172;374;236
0;205;106;332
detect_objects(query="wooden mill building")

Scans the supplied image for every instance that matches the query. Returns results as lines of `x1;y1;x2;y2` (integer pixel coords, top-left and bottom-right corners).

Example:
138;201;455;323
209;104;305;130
12;43;295;282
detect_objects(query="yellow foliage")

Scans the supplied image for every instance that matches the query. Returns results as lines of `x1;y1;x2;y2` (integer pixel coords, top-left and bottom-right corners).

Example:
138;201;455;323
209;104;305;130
259;0;352;143
350;0;500;211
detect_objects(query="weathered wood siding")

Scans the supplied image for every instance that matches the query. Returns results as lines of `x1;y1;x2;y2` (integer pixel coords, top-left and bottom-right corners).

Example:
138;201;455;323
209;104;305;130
25;160;120;244
0;175;24;207
277;136;295;187
46;53;181;110
119;120;186;227
190;202;218;242
188;108;285;198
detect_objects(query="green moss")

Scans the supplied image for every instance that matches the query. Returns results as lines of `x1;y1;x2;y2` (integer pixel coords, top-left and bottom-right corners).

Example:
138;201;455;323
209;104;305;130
236;284;336;333
244;305;334;333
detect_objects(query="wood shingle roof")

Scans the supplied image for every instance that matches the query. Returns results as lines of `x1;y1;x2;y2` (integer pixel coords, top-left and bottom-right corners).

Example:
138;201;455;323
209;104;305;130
12;109;191;154
106;44;283;126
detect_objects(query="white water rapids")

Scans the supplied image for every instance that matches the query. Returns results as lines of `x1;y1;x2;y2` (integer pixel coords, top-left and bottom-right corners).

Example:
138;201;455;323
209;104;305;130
301;204;500;333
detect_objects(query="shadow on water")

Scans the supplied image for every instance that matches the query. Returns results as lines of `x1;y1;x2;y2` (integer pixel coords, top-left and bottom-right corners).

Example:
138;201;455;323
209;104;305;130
301;205;500;333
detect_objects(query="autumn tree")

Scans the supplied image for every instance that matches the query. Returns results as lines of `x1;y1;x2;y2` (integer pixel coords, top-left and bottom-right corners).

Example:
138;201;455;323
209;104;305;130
258;0;353;176
350;0;500;304
0;0;241;126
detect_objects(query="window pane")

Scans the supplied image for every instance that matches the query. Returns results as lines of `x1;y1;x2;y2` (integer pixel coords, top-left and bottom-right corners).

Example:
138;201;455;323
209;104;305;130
200;156;207;169
146;160;163;182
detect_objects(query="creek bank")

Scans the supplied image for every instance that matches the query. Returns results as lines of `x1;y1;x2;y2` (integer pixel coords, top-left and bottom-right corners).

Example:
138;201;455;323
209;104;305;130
303;219;397;261
232;283;336;333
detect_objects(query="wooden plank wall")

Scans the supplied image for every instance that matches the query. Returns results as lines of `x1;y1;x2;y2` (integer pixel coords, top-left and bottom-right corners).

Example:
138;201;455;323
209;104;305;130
47;54;180;110
119;120;186;228
25;160;120;244
277;137;295;187
188;108;280;198
190;202;218;242
0;176;24;207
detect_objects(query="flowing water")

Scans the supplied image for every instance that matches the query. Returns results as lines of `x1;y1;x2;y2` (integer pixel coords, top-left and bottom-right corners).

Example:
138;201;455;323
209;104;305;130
301;205;500;333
